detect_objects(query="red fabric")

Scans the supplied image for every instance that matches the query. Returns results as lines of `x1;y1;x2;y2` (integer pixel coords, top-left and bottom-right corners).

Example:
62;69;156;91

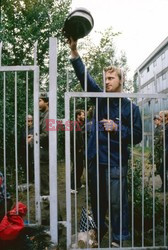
0;176;2;186
0;202;27;240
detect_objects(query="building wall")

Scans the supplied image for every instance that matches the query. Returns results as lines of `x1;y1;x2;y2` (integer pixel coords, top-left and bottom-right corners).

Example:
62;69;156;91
138;46;168;93
134;37;168;147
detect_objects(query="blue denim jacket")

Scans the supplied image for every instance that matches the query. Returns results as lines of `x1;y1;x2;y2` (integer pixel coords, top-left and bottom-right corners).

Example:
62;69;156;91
71;57;142;175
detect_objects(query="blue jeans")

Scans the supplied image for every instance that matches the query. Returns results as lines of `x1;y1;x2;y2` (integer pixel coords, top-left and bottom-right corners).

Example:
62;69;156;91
88;158;130;242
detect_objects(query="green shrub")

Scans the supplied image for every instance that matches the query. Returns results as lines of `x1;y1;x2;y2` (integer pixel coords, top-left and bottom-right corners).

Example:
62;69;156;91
127;158;162;233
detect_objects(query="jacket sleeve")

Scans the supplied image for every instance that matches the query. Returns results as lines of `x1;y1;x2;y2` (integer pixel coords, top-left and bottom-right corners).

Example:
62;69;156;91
70;57;102;92
113;105;142;145
40;113;49;148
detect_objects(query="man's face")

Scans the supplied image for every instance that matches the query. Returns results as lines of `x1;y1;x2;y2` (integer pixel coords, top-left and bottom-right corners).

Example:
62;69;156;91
159;113;163;122
39;98;48;112
105;71;121;92
154;118;160;126
27;118;33;127
77;112;85;122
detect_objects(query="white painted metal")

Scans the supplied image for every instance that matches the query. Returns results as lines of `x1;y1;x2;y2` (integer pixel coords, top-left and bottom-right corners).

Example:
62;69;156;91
96;97;100;248
65;91;71;249
130;99;134;248
33;66;41;224
119;97;122;247
1;38;167;249
26;71;30;223
14;72;19;214
3;72;7;214
64;91;167;250
0;66;37;72
0;42;2;66
49;37;58;245
65;92;168;99
141;98;145;247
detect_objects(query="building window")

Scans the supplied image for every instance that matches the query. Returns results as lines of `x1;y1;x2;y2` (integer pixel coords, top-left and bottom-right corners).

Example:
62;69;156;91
153;60;157;67
147;66;149;72
147;84;150;90
162;73;166;80
161;52;165;60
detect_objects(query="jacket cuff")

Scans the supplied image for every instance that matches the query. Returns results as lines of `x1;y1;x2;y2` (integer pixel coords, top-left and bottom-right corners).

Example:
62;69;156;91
69;55;80;61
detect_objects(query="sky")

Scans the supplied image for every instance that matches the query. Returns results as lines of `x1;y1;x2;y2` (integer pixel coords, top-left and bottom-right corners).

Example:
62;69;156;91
71;0;168;79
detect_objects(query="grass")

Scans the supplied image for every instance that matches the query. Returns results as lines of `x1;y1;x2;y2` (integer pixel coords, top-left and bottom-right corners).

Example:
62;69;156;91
3;146;168;249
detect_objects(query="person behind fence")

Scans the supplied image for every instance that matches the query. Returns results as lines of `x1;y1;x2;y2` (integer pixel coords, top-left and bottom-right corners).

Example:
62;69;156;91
159;110;168;192
28;92;50;224
67;37;142;247
149;115;163;175
28;92;62;225
71;109;85;194
19;114;34;183
0;171;13;223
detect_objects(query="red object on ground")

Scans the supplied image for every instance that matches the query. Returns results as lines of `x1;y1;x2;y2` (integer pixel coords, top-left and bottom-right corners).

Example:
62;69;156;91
0;202;27;240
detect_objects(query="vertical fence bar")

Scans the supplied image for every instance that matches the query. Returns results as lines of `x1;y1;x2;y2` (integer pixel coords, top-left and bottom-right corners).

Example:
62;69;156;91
130;99;134;248
141;98;145;247
120;69;124;247
15;72;19;213
3;72;7;214
84;66;89;247
84;66;87;92
151;99;155;247
33;66;40;224
96;97;100;247
107;97;111;247
26;71;30;223
84;97;89;248
34;41;38;66
119;97;122;247
0;42;2;66
103;70;106;92
65;93;71;249
49;37;58;244
73;97;78;245
84;65;88;245
162;111;166;247
66;69;69;92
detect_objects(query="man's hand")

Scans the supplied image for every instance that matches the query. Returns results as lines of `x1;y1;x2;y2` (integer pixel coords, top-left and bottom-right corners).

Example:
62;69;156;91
100;119;118;132
68;37;77;50
67;37;79;58
27;135;33;144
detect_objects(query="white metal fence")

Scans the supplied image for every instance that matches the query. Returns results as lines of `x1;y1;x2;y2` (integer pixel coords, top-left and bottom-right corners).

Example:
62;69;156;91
0;38;168;249
0;38;58;245
65;92;168;249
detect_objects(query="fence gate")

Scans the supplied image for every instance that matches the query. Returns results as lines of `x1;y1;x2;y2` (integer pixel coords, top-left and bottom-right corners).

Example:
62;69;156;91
65;90;168;249
0;38;58;245
0;38;168;249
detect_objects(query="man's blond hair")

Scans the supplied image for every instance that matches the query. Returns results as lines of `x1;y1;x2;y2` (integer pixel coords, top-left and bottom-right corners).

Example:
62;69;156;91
103;66;124;84
159;110;168;123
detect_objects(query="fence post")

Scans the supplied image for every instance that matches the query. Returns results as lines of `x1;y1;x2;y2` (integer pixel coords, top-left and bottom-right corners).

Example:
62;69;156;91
49;37;58;245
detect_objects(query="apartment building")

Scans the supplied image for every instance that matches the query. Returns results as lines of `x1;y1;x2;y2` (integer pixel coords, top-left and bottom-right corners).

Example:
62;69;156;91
134;36;168;146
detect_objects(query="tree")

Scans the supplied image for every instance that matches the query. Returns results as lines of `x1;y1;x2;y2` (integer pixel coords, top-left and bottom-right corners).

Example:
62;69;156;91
0;0;72;169
0;2;130;165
